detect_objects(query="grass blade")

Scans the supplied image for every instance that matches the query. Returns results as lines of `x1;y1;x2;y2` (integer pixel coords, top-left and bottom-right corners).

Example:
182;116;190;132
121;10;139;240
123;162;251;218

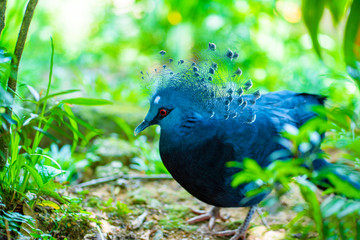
302;0;326;58
344;0;360;87
39;89;80;103
60;98;112;106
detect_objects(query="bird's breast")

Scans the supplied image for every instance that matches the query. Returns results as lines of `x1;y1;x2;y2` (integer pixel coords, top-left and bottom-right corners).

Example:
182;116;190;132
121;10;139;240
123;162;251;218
159;133;249;207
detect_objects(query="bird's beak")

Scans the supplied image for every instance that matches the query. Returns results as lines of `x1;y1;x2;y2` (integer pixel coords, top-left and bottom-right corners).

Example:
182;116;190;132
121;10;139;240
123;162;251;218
134;120;150;136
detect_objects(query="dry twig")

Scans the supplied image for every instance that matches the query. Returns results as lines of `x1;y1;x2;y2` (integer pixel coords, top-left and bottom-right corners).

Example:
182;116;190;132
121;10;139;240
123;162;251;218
73;174;172;189
131;210;148;229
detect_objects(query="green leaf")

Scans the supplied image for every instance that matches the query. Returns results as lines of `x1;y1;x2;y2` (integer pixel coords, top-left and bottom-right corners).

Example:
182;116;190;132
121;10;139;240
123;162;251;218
46;123;74;140
63;104;78;153
30;154;62;169
39;89;80;103
0;84;13;106
23;113;39;126
26;85;40;102
344;0;360;86
61;120;86;143
320;196;346;218
337;200;360;218
60;98;112;106
39;186;67;204
231;159;267;187
114;117;135;142
33;126;60;143
0;49;12;89
62;109;99;132
38;200;60;210
226;161;242;168
1;210;35;227
326;0;348;24
0;113;17;125
35;164;65;184
326;172;360;199
302;0;326;58
23;165;44;188
297;177;324;239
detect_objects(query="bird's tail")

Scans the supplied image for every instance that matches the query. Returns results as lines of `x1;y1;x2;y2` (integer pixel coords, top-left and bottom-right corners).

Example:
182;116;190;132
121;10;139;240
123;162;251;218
312;158;360;197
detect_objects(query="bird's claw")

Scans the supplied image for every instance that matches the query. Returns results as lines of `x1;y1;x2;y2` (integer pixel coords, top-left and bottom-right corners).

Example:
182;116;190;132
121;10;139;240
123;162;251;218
212;206;256;240
187;206;228;230
212;229;246;240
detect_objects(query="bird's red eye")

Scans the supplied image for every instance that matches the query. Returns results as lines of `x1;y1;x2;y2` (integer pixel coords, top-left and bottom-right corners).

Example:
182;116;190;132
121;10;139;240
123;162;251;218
159;109;167;116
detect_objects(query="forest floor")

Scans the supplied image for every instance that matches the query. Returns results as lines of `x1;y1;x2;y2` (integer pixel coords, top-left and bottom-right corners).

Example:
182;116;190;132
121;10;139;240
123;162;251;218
61;174;316;240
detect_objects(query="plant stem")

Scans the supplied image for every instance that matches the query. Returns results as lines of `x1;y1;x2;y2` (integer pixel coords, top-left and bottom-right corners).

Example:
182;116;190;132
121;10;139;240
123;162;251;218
23;38;54;192
7;0;39;96
31;37;54;153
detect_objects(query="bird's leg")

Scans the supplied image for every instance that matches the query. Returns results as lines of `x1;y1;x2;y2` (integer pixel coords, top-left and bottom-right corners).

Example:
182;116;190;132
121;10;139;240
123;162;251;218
213;205;257;240
187;206;228;230
256;207;269;228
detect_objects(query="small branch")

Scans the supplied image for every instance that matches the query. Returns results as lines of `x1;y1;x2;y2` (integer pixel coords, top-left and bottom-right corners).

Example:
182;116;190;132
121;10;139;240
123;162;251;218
124;174;172;180
96;224;105;240
7;0;39;96
5;219;11;240
72;174;173;189
131;210;148;229
0;0;6;38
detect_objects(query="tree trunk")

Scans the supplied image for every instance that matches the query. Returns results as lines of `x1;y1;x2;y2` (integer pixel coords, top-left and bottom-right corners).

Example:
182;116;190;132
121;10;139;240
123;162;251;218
0;0;6;38
0;0;39;170
0;0;7;169
7;0;39;96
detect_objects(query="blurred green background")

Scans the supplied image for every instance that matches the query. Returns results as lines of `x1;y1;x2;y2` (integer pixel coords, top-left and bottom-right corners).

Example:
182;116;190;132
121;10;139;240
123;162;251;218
1;0;359;180
2;0;358;106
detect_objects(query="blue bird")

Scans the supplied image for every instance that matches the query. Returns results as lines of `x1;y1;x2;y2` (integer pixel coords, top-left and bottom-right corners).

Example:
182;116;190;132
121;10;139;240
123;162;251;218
134;43;358;239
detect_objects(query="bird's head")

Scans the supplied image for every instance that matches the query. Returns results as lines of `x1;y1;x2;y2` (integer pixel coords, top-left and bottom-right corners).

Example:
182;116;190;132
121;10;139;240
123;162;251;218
134;43;260;136
134;88;201;136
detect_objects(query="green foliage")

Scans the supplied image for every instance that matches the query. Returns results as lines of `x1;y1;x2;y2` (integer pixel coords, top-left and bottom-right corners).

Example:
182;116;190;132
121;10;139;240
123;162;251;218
301;0;360;87
0;39;107;206
301;0;326;58
0;210;35;236
343;0;360;86
0;29;111;237
131;133;169;175
159;205;196;231
49;198;97;239
102;198;132;217
87;196;131;218
231;109;360;238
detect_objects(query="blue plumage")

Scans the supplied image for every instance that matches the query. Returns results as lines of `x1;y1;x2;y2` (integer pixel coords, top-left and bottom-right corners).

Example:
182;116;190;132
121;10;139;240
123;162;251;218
134;44;355;239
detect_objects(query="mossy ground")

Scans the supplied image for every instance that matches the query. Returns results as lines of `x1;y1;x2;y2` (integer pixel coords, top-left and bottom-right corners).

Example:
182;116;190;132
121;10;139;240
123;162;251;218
61;176;311;240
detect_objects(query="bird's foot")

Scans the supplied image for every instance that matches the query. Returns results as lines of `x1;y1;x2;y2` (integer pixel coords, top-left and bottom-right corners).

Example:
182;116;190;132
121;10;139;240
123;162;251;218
256;207;269;228
212;205;257;240
187;206;228;230
212;227;246;240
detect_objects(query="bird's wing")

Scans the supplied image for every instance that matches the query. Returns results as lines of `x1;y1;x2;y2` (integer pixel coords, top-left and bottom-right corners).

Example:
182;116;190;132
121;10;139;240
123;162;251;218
254;90;325;108
253;91;325;129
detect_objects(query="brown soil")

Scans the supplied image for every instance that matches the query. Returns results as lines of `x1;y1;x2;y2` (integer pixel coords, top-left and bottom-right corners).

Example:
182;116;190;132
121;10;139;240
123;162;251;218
74;177;309;240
